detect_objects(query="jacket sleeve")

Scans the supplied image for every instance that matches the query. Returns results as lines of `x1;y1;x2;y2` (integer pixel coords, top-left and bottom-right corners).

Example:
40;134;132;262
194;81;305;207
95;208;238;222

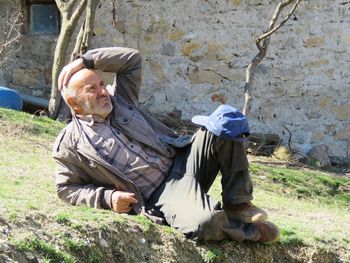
82;47;142;105
53;143;115;210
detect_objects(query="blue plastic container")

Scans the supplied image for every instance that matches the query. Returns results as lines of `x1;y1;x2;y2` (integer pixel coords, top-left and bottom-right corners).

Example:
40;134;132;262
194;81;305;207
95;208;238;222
0;86;23;111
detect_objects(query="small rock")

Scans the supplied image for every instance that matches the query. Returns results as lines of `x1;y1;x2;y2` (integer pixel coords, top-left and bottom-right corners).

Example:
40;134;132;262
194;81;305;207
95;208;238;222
0;241;9;252
99;238;109;248
307;144;331;167
139;237;146;244
24;252;35;260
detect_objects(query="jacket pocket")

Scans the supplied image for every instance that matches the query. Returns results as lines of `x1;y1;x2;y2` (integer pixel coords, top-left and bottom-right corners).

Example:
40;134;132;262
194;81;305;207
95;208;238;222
117;106;134;124
116;105;153;137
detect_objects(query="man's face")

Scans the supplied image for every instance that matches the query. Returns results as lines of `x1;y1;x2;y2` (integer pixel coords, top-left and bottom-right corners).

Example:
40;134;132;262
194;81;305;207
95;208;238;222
68;69;113;119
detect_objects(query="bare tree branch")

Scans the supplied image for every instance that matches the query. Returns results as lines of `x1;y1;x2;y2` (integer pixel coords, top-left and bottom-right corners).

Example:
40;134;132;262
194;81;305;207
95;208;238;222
65;0;79;17
257;0;302;45
55;0;66;14
242;0;303;116
69;0;88;27
81;0;99;53
71;21;85;61
111;0;118;29
70;0;99;62
0;8;23;68
283;125;292;150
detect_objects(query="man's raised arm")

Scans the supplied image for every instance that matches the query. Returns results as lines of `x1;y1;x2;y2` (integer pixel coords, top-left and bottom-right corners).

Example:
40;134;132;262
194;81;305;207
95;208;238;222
59;47;142;105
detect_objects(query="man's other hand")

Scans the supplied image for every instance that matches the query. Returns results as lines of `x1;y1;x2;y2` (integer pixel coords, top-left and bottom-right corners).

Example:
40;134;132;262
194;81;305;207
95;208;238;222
58;58;84;90
111;191;138;214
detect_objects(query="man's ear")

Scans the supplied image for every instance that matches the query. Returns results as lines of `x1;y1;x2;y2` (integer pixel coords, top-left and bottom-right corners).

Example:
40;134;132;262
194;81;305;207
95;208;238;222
66;96;82;113
66;96;76;107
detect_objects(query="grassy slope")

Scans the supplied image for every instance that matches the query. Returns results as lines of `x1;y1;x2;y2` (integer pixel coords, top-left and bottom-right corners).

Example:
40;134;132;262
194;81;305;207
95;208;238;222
0;108;349;262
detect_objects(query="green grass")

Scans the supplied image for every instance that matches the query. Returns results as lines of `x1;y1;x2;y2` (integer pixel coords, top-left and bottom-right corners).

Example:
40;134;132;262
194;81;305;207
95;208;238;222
250;163;350;207
0;107;65;139
62;237;85;252
132;215;155;232
204;247;224;263
0;108;349;261
15;238;75;263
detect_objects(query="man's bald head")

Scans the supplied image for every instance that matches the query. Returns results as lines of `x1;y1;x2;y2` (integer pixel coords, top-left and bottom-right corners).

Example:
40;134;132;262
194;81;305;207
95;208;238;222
61;68;97;102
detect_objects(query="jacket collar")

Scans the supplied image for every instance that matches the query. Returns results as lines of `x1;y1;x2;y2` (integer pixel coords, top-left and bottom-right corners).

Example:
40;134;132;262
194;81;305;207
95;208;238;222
76;114;107;126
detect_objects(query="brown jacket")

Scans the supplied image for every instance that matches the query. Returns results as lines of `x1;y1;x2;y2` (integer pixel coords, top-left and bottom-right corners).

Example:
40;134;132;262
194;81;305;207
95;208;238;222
53;47;191;213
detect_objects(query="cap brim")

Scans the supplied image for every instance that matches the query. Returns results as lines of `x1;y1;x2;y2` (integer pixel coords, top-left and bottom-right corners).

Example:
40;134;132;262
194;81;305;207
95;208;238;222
191;115;208;126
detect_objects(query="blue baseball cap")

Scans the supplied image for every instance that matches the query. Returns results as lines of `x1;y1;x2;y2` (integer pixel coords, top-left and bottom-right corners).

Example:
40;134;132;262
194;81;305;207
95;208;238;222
191;105;250;141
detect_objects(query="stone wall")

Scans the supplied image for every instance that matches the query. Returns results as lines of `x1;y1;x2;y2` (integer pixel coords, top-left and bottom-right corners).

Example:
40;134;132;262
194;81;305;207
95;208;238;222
0;0;56;98
1;0;350;159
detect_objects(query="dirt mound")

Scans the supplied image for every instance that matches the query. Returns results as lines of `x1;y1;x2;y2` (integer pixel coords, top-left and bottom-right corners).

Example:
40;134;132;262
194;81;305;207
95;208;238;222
0;214;342;263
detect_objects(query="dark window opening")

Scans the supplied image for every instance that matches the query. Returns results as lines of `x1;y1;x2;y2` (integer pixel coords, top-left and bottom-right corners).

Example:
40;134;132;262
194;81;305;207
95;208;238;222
26;0;60;35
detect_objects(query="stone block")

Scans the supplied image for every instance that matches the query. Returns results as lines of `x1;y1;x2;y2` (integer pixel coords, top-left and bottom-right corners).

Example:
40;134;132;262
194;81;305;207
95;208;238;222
276;68;305;81
112;36;125;46
211;93;227;104
161;43;176;56
303;36;325;48
247;0;264;6
306;111;322;119
127;21;142;35
311;131;325;141
335;127;350;140
146;18;169;34
95;26;106;35
169;30;184;41
343;36;350;45
143;35;153;44
327;141;348;158
205;43;226;60
304;59;329;68
229;0;241;5
228;73;242;81
12;68;40;87
318;96;331;108
325;69;334;79
181;42;201;57
187;69;221;85
270;87;285;98
332;104;350;121
148;61;167;84
307;144;331;167
207;43;223;53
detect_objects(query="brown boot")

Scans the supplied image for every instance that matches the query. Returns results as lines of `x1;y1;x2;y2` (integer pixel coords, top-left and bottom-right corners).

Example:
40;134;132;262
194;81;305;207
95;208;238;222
223;202;268;223
254;221;280;244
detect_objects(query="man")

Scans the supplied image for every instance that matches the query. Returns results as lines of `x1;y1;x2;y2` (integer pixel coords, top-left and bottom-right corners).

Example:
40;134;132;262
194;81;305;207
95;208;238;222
53;46;279;243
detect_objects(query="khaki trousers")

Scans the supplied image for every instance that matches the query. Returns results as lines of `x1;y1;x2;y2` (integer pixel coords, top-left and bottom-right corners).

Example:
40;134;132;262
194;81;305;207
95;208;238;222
147;128;260;242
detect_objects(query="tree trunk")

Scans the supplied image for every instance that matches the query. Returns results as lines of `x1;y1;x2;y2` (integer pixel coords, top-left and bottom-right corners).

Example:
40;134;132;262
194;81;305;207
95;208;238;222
49;0;88;119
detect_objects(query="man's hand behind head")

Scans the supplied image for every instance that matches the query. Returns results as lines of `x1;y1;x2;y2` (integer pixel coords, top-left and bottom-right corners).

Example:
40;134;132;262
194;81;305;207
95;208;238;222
58;58;84;91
